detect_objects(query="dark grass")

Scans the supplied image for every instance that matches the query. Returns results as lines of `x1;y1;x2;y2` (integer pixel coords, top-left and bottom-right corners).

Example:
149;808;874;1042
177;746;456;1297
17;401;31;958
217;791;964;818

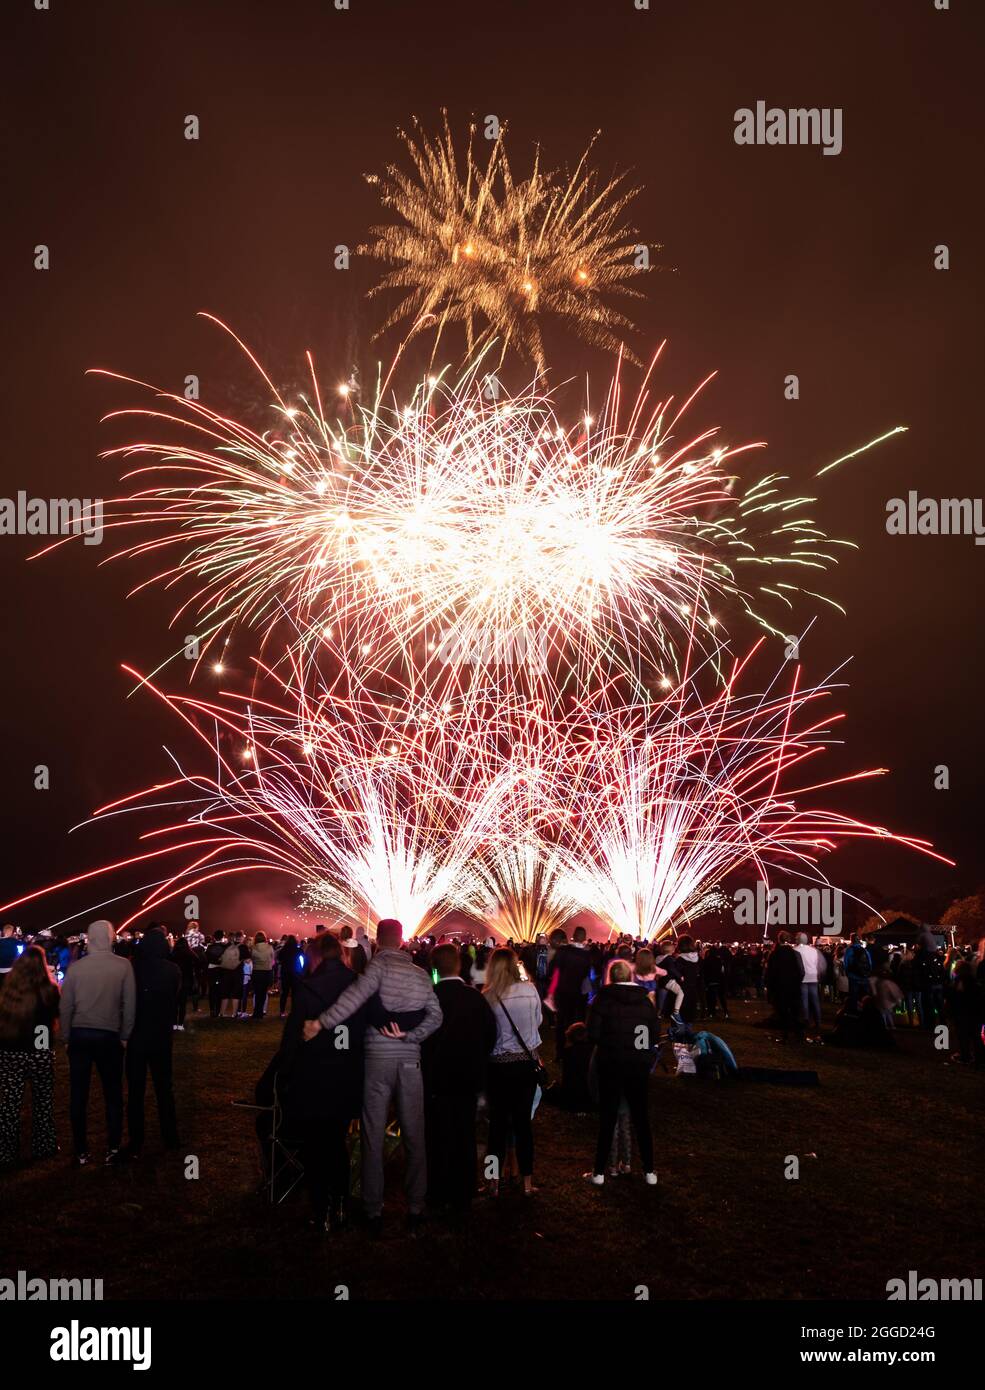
2;998;980;1300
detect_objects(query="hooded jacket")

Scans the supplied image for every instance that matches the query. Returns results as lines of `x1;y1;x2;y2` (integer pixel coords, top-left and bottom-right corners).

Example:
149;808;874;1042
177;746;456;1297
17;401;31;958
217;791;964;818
131;929;181;1041
59;921;137;1040
586;982;658;1071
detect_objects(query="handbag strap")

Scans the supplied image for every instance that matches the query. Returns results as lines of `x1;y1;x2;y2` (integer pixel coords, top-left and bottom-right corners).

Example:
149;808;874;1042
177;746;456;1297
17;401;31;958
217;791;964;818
499;996;539;1065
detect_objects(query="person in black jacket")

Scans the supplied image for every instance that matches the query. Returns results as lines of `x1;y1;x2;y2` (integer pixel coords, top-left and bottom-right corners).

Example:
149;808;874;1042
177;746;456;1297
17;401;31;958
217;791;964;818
171;935;198;1028
674;936;703;1022
701;944;730;1020
205;931;226;1018
765;931;805;1041
546;926;592;1054
277;935;302;1018
277;932;366;1232
585;961;658;1186
124;927;181;1157
421;943;497;1216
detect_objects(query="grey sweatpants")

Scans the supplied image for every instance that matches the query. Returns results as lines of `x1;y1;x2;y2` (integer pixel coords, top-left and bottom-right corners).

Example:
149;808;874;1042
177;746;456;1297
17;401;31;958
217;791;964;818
361;1049;427;1218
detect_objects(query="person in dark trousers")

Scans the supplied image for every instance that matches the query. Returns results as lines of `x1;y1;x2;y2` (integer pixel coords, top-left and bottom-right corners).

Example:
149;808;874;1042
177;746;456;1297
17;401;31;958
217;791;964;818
546;926;592;1055
844;934;873;1012
172;934;197;1028
124;927;181;1157
278;935;302;1017
674;936;703;1022
421;943;497;1217
279;932;366;1232
765;931;805;1041
205;931;226;1018
250;932;275;1019
59;920;136;1166
585;960;658;1186
701;944;730;1020
0;945;60;1168
303;920;442;1236
483;947;544;1198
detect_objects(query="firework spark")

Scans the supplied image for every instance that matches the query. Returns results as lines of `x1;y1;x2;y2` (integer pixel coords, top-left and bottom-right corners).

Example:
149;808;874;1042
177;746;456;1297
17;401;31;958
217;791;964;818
361;114;646;370
61;320;855;695
0;661;518;937
555;643;953;941
0;644;951;941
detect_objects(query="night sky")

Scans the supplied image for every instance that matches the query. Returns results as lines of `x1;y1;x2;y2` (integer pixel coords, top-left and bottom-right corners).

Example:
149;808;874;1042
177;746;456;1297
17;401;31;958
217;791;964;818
3;0;982;931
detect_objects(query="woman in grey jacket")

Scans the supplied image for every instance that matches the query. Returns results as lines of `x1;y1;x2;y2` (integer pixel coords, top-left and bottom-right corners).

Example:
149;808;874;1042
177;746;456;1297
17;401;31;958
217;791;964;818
483;948;543;1197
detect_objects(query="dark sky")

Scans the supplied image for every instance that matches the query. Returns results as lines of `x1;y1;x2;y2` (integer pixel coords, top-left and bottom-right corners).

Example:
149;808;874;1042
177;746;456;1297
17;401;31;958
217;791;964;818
2;0;982;930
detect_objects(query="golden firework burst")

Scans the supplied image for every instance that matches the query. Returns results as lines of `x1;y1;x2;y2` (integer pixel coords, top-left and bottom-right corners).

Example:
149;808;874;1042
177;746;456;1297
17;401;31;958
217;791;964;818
361;113;648;370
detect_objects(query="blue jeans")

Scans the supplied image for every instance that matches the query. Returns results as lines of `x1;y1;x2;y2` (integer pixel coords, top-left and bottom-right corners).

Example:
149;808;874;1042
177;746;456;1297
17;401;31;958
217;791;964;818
801;982;822;1028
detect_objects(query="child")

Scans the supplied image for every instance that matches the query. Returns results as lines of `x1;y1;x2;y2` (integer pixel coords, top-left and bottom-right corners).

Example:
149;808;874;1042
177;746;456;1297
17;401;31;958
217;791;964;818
634;948;684;1023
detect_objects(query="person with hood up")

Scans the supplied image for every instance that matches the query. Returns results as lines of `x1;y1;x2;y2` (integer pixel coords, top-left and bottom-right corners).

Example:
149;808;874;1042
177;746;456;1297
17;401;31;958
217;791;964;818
59;920;136;1166
585;960;658;1187
124;927;181;1158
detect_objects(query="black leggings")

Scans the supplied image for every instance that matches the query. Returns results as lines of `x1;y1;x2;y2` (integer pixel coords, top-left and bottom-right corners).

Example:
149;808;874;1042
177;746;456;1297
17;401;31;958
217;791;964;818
594;1061;653;1176
301;1116;350;1221
486;1059;537;1178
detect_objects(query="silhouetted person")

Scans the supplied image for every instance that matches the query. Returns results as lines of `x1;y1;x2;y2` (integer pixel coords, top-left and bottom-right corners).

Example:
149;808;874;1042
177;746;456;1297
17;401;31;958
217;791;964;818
125;927;180;1157
766;931;805;1041
421;943;497;1216
279;932;365;1232
546;926;592;1054
585;960;658;1187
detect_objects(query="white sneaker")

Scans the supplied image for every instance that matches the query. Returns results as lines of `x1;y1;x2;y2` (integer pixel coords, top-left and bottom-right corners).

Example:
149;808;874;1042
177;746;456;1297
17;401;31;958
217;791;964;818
644;1171;658;1186
585;1172;605;1186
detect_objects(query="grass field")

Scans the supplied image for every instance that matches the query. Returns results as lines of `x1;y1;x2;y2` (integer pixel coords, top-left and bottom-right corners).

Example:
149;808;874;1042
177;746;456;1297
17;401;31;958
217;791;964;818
2;997;980;1301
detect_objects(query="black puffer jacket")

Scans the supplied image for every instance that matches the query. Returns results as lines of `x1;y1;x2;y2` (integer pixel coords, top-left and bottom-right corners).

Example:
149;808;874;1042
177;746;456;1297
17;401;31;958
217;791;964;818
586;983;658;1071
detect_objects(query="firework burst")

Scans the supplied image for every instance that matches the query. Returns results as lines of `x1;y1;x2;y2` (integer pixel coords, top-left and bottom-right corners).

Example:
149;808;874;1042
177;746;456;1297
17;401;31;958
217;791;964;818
556;642;953;942
63;319;855;698
361;114;646;370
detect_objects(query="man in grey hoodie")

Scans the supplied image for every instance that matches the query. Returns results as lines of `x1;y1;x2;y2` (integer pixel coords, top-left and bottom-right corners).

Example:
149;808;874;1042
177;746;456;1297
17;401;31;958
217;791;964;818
303;918;441;1233
59;920;136;1165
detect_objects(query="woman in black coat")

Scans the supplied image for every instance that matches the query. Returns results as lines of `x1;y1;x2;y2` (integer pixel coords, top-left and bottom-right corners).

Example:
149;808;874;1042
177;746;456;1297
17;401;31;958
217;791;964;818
277;933;366;1231
585;961;658;1185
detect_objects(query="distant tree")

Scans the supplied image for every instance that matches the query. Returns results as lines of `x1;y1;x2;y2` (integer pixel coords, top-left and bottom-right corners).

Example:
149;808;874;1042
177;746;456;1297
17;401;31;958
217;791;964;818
940;892;985;946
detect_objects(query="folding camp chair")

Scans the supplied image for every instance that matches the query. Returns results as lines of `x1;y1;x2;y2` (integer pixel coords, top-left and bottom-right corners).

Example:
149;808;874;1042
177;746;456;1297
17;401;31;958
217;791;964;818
232;1072;304;1204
